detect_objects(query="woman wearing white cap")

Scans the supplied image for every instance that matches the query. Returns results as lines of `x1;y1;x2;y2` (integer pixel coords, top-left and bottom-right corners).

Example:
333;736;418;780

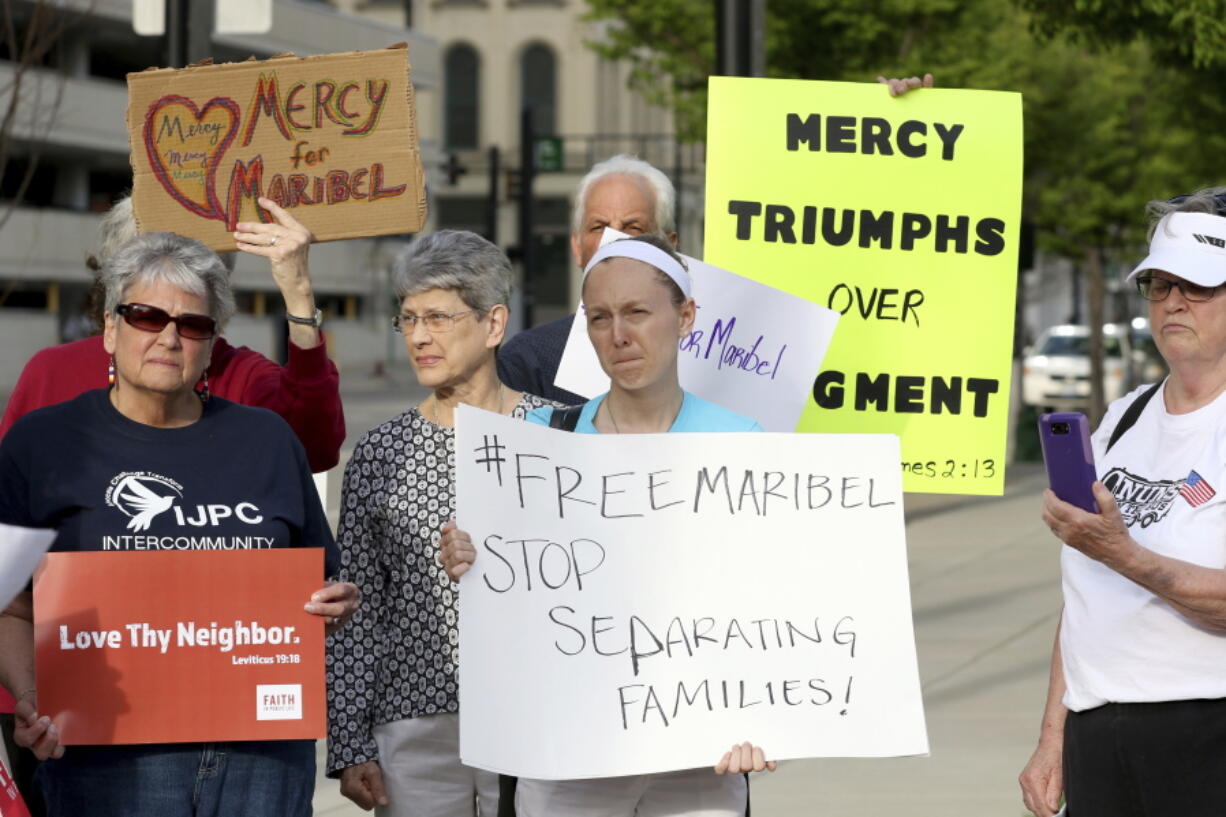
440;234;770;816
1020;187;1226;817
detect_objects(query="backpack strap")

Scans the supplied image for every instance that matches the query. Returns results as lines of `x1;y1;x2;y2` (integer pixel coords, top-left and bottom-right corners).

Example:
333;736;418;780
548;404;584;432
1105;380;1163;453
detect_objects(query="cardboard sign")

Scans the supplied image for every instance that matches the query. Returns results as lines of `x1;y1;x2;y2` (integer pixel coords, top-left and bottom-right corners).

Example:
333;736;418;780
127;46;427;250
456;406;928;780
554;229;840;431
704;78;1022;495
0;757;30;817
34;549;325;745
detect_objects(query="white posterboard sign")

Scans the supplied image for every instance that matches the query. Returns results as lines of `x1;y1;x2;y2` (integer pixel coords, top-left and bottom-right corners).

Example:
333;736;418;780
554;230;840;432
456;406;928;780
0;522;56;608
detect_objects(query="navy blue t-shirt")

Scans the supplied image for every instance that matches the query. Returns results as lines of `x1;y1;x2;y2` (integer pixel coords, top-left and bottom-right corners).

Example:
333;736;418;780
0;389;337;575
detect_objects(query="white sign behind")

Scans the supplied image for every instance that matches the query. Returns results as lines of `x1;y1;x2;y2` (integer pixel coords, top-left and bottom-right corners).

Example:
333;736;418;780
456;406;928;780
0;523;56;608
554;230;840;432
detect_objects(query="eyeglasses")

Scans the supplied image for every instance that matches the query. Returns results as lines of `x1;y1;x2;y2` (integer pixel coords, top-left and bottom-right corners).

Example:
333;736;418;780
392;310;477;333
1167;192;1226;216
116;303;217;340
1135;275;1222;303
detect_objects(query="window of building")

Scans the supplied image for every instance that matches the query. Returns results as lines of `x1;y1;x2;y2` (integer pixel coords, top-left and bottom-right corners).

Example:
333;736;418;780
0;281;51;310
520;43;556;136
89;37;161;81
444;44;479;149
88;169;132;213
0;159;58;208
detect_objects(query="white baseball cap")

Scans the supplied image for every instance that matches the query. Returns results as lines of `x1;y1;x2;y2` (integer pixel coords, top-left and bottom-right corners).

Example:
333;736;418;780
1127;211;1226;285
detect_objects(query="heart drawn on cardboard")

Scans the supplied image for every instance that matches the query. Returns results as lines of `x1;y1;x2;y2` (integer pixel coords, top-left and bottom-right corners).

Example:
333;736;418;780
142;94;241;223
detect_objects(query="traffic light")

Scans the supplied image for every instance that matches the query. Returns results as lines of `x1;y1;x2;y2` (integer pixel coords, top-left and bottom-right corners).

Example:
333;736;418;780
444;152;467;186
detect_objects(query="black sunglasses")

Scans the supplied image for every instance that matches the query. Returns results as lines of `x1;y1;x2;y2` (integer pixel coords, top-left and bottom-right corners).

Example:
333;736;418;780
116;303;217;340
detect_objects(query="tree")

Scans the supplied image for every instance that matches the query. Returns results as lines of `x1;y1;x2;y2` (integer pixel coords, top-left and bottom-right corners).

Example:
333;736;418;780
0;0;78;231
583;0;1226;423
1021;0;1226;70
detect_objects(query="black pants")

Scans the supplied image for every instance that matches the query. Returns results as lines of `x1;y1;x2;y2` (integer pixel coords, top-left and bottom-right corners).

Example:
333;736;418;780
1065;699;1226;817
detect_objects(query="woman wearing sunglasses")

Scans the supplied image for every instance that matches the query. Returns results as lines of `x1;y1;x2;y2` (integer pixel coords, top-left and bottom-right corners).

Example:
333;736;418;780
326;231;559;816
440;234;771;817
0;232;356;817
0;195;344;474
1020;188;1226;817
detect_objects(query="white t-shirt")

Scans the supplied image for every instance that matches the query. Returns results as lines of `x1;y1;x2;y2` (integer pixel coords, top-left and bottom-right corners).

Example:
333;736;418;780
1061;381;1226;711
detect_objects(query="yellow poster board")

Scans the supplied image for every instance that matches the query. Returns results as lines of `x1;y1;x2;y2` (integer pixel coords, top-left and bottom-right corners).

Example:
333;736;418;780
704;77;1022;495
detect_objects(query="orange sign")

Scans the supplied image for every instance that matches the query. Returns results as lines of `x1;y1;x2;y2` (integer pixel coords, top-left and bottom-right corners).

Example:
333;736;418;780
33;549;325;745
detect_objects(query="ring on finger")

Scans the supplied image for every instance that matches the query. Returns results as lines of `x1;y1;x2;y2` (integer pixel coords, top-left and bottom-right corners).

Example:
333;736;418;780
269;235;278;247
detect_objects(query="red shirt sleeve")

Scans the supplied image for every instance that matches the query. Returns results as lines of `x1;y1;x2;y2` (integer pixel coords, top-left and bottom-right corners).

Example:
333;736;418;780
207;338;345;472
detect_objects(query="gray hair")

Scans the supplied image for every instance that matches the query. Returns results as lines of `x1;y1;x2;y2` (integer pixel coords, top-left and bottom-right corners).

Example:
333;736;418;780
393;230;513;312
1146;186;1226;239
571;154;676;237
94;195;140;270
102;232;236;329
92;193;237;273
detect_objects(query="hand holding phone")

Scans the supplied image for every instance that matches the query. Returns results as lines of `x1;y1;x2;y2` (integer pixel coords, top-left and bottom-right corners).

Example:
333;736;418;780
1039;412;1098;513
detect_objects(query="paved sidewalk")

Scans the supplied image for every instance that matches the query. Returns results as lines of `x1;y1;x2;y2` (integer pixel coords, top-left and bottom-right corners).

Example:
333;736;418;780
312;380;1056;817
748;464;1055;817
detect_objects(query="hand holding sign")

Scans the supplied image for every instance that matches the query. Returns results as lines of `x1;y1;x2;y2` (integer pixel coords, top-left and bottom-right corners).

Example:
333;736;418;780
13;696;64;762
304;580;359;635
715;742;777;774
876;73;935;96
439;520;476;580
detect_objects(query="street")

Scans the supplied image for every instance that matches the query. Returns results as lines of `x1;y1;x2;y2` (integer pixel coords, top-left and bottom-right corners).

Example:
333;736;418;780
312;370;1056;817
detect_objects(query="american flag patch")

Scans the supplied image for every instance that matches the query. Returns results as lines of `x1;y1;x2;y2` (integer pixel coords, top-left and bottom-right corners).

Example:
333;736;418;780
1180;470;1217;507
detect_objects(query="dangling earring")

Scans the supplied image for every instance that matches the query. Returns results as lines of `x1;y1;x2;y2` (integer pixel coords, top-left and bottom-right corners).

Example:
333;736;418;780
198;371;210;402
107;357;116;386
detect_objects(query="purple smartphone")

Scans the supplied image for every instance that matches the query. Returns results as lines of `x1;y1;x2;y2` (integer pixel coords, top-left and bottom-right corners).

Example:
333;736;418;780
1039;412;1099;513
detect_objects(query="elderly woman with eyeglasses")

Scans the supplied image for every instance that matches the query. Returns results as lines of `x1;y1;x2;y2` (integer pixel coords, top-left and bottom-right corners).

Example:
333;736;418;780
1019;187;1226;817
0;232;355;817
326;230;558;816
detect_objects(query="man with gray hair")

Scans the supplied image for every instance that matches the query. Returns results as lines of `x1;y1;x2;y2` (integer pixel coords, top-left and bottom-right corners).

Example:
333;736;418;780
497;71;933;405
497;154;677;404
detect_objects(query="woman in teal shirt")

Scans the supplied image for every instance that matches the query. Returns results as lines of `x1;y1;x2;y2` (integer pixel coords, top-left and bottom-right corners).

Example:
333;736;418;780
528;233;760;436
442;234;769;817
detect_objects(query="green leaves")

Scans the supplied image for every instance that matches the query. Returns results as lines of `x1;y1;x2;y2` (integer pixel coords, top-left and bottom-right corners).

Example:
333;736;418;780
583;0;1226;267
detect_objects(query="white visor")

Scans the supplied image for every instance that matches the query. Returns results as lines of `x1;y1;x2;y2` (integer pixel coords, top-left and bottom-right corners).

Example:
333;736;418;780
582;239;692;299
1127;212;1226;286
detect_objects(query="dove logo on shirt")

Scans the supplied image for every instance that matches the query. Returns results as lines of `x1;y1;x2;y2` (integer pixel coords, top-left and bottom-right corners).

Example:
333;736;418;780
104;471;264;531
106;472;183;532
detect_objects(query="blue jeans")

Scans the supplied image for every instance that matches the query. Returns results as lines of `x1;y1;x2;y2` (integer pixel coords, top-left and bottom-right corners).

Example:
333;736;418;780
36;740;315;817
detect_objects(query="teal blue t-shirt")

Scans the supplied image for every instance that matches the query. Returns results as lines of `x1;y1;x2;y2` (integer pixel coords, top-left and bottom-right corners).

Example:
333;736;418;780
526;391;762;433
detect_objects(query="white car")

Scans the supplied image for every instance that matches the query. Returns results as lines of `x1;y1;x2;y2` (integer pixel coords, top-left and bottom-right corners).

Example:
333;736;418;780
1022;324;1127;413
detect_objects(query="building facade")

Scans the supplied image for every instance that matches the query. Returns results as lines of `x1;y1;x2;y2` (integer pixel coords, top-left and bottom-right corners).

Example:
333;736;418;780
328;0;704;328
0;0;440;391
0;0;700;393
